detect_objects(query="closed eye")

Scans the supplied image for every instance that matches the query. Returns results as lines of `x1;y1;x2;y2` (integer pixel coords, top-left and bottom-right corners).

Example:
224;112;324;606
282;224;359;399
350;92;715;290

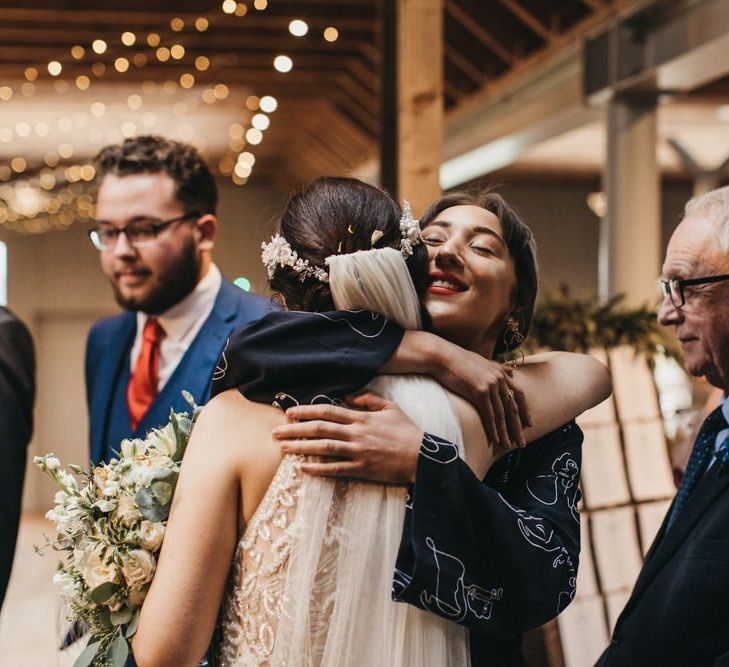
422;234;445;245
470;243;496;255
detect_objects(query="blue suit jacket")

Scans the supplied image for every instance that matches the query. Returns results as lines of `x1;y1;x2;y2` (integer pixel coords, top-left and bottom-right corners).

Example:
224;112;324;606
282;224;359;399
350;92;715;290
85;279;271;464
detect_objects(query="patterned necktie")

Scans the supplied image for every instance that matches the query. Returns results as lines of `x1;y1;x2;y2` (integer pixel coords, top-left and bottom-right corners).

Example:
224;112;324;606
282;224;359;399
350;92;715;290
127;318;165;431
666;405;728;530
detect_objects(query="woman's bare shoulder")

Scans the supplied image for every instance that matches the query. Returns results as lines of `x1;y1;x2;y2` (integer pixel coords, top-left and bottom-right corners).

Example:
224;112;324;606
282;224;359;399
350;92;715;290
191;389;286;460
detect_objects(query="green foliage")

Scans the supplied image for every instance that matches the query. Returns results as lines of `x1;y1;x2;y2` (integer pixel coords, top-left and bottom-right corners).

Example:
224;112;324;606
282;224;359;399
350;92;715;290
525;289;679;360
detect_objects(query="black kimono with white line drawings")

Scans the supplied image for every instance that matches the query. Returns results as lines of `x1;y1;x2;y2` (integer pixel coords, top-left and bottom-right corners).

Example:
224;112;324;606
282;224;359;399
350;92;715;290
212;310;583;666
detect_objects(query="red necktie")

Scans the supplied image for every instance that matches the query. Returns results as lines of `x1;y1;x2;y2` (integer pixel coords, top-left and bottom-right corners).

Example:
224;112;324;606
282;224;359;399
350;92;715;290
127;318;165;431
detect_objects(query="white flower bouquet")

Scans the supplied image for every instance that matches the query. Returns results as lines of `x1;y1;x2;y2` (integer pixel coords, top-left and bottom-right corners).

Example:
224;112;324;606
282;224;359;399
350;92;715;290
35;394;200;667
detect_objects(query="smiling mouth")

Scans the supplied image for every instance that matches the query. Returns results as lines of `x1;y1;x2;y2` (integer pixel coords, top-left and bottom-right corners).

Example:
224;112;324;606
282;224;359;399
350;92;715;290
428;272;466;294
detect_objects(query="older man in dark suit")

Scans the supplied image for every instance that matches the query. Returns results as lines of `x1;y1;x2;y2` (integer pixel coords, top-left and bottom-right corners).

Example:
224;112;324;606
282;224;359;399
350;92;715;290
597;186;729;666
0;307;35;610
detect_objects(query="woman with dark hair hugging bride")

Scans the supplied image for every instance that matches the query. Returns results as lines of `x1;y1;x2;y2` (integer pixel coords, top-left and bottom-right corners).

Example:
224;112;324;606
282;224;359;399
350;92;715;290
132;177;610;666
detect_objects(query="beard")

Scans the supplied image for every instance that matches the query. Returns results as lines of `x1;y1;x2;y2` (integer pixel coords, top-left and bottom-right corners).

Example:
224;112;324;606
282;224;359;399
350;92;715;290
112;239;202;314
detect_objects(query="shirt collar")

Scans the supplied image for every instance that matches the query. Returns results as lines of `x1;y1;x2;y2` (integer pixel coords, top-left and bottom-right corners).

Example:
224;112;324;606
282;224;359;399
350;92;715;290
137;264;222;342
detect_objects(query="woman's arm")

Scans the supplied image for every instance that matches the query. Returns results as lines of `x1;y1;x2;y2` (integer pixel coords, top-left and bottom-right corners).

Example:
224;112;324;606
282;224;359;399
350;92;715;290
132;392;255;667
274;351;610;482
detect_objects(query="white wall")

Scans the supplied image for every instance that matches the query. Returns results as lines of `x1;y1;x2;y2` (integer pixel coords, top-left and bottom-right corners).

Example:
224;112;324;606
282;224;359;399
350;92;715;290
2;178;285;512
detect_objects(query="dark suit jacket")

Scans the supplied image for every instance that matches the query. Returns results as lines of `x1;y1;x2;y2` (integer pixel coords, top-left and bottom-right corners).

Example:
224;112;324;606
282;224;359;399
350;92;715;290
86;279;270;464
212;310;584;666
0;307;35;610
596;458;729;666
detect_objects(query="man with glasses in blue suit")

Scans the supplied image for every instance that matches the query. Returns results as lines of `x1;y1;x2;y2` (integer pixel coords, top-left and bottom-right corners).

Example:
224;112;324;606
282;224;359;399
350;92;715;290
85;135;270;465
597;186;729;665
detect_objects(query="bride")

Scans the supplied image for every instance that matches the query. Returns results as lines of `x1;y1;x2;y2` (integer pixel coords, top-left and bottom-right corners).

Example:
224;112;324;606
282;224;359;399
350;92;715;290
132;177;607;666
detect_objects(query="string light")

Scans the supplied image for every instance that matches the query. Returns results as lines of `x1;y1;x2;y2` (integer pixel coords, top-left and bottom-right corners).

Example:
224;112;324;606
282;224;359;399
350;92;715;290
133;53;148;67
34;121;50;137
58;143;74;158
71;45;85;59
76;75;90;90
147;33;161;47
24;67;38;82
121;121;137;138
21;83;34;97
259;95;278;112
180;73;195;89
170;44;185;60
273;55;293;73
195;17;209;31
48;61;62;76
195;56;210;71
245;128;263;145
202;89;216;104
246;95;260;110
251;113;270;130
114;57;130;72
170;17;184;31
91;62;106;77
214;83;229;99
0;87;12;101
222;0;236;14
92;39;107;54
15;122;31;138
156;47;171;62
11;158;27;173
90;102;106;117
235;3;247;16
289;19;309;36
324;27;339;42
253;0;267;9
121;32;136;46
127;94;142;109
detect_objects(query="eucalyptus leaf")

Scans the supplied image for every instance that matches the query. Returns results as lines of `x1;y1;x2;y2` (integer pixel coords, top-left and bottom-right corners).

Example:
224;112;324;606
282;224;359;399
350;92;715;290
110;606;133;626
125;610;140;639
89;581;118;604
72;639;101;667
135;486;170;522
107;635;130;667
151;481;172;506
98;609;113;631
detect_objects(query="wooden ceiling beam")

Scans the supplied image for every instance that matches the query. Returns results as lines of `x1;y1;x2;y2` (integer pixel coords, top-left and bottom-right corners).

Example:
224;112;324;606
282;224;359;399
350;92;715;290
446;47;484;87
445;1;514;65
498;0;554;42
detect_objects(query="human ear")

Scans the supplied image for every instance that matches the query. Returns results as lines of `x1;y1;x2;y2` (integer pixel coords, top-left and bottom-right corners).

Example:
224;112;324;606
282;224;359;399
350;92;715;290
196;214;217;250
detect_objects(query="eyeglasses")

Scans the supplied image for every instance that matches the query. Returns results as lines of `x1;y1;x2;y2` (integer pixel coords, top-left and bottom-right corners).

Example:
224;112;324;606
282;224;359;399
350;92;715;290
658;274;729;308
88;213;199;251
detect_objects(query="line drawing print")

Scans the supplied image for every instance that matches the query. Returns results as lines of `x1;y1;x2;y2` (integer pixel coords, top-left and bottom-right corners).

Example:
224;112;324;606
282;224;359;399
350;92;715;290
419;537;503;623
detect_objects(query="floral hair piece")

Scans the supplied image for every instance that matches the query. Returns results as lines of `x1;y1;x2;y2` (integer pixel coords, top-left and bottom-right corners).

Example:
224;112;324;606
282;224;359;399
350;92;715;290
260;199;422;283
399;200;421;257
261;233;330;283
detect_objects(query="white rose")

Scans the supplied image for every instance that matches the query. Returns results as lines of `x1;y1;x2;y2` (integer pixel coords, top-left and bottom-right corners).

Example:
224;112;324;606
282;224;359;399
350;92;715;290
93;467;110;492
137;521;165;552
146;424;177;458
53;570;80;601
121;438;147;460
46;456;61;472
120;549;156;588
113;493;141;527
77;545;118;592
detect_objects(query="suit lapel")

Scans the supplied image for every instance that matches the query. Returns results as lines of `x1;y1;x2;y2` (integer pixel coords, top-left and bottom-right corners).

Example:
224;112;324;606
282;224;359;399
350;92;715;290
89;314;136;464
134;282;238;432
628;464;729;603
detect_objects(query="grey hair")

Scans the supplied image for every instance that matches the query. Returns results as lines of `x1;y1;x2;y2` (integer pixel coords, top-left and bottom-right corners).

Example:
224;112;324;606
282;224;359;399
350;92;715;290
684;185;729;253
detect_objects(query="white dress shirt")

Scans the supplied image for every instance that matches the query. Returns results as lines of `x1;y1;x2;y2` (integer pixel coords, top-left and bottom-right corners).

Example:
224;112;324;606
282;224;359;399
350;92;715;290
130;264;222;391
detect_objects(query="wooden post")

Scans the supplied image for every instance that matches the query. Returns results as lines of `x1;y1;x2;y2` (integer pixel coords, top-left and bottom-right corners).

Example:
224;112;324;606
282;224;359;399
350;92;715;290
397;0;444;215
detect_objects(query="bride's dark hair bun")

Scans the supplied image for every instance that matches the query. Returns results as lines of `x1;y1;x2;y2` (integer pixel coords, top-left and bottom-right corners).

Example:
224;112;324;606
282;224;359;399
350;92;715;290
270;176;429;312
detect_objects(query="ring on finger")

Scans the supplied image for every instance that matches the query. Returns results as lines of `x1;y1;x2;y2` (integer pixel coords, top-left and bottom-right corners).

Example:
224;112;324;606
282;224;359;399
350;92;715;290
504;389;515;401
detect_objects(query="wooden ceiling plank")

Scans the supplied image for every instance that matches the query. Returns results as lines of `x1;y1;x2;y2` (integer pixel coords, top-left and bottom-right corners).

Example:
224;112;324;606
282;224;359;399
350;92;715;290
498;0;554;42
445;1;514;65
